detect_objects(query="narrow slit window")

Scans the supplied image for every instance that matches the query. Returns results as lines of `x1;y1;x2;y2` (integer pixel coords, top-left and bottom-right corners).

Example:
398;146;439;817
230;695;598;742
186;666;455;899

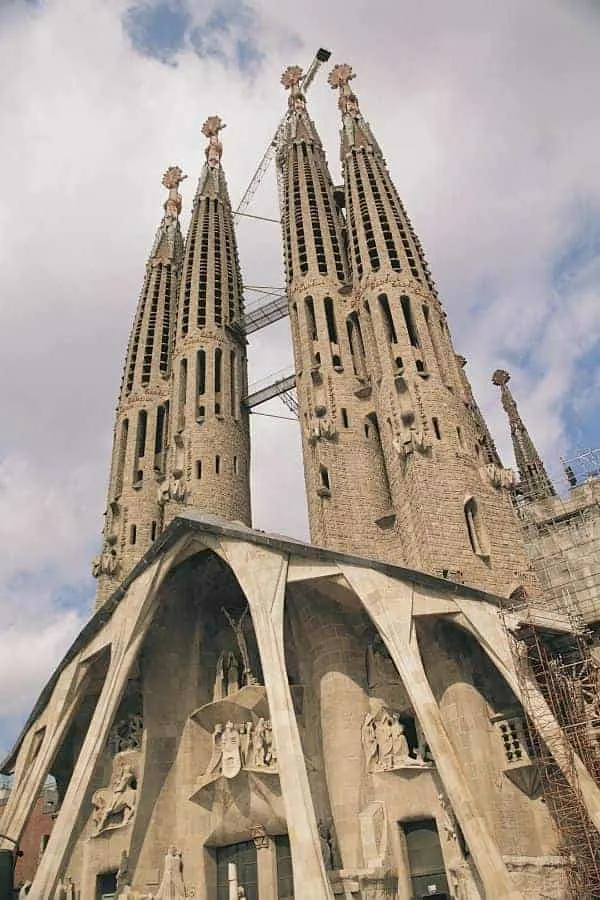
196;460;202;479
154;404;167;473
324;297;338;344
433;417;441;440
133;409;147;484
378;293;398;343
215;454;220;475
197;349;206;396
178;358;187;431
230;350;238;419
320;466;330;491
346;312;367;379
305;296;317;341
214;348;222;394
151;521;157;541
400;295;420;348
456;426;464;449
233;455;238;474
464;497;489;556
341;408;349;428
114;418;128;497
129;524;137;545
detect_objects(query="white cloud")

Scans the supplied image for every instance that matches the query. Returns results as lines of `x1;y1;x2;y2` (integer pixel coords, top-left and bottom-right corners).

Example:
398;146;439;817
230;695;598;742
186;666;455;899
0;0;599;747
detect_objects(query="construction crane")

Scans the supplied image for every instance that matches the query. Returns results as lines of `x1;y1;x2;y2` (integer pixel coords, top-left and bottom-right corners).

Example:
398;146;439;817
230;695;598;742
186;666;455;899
233;47;331;222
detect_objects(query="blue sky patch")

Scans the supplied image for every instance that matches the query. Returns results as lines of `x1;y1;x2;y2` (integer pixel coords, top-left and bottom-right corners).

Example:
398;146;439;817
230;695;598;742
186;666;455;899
122;0;191;64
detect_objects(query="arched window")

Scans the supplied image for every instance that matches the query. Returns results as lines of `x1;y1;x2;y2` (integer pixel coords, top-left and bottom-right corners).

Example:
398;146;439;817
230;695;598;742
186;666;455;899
464;496;489;556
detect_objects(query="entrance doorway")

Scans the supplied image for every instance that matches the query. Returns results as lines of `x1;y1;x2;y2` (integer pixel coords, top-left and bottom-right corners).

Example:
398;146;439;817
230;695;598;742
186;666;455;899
401;819;449;899
95;870;117;900
217;841;258;900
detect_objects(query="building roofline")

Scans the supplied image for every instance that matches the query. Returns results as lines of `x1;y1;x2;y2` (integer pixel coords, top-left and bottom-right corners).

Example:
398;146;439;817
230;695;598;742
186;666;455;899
1;510;504;774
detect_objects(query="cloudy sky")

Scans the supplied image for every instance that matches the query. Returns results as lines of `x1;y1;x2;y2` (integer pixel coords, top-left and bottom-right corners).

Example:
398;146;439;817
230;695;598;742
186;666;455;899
1;0;599;756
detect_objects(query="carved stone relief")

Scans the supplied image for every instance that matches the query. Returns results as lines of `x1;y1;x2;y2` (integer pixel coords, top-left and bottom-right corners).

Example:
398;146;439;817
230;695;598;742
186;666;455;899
91;751;138;835
199;718;277;785
479;463;516;490
108;714;144;755
361;708;430;773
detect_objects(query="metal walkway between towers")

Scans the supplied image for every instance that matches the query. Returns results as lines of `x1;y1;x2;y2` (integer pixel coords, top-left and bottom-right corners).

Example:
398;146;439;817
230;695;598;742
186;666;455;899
243;293;289;334
242;371;296;409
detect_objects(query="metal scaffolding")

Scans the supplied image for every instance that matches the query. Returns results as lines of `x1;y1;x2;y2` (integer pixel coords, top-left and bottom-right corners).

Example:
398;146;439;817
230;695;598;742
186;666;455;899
499;449;600;896
512;448;600;624
501;596;600;897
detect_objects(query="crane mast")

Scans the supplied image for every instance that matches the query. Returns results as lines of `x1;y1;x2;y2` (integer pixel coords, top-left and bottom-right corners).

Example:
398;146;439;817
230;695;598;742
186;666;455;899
234;47;331;222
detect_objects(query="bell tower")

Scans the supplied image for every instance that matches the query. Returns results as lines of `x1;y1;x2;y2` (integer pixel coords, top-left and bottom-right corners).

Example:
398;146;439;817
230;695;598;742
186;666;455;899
163;116;251;527
93;167;185;609
278;66;399;559
327;63;537;595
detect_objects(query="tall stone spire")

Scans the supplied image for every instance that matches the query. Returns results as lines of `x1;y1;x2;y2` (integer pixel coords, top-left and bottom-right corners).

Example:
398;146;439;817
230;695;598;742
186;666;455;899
94;167;186;608
278;66;398;557
325;63;537;596
164;116;251;527
492;369;555;501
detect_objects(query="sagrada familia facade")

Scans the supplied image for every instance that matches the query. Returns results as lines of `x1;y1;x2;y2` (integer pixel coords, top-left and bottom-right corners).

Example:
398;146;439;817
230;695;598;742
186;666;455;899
2;62;600;900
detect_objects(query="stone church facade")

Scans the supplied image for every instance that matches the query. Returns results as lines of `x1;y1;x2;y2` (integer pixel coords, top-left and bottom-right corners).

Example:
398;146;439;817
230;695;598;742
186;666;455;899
2;63;600;900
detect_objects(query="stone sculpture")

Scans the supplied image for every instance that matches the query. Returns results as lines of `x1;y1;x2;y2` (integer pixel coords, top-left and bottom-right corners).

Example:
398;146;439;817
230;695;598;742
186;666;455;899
109;714;143;754
362;709;426;772
92;753;137;834
199;720;277;783
222;605;259;687
154;846;186;900
202;115;225;168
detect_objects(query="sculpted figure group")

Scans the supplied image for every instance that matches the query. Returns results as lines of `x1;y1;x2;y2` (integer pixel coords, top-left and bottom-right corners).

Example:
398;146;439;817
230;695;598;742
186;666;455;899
203;717;277;783
362;709;426;773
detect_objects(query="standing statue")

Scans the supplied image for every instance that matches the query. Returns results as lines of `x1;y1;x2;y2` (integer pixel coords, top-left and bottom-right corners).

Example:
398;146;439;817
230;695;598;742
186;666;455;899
391;714;410;766
155;846;186;899
205;724;224;776
213;651;226;702
226;651;240;696
240;721;253;767
253;718;267;767
222;606;258;687
361;713;379;772
376;712;394;771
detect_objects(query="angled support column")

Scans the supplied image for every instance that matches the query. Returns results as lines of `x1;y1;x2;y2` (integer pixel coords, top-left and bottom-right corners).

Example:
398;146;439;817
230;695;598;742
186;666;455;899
339;564;523;900
218;538;334;900
28;541;185;900
0;662;88;853
453;595;600;832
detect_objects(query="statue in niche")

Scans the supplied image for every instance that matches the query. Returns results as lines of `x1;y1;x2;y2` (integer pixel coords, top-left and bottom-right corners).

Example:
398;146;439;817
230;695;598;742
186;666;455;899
93;546;119;578
362;709;427;772
221;721;242;779
213;652;226;701
109;714;143;754
391;714;410;766
155;846;186;899
169;473;186;502
92;755;137;834
227;651;240;696
222;605;259;687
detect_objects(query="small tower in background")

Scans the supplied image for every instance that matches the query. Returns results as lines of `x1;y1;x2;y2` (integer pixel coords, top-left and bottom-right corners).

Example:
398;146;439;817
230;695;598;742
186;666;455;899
93;167;185;609
492;368;555;501
163;116;251;528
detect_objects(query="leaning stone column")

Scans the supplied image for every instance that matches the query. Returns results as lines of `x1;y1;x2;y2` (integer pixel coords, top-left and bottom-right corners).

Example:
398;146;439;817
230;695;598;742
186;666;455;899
340;564;523;900
216;538;335;900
